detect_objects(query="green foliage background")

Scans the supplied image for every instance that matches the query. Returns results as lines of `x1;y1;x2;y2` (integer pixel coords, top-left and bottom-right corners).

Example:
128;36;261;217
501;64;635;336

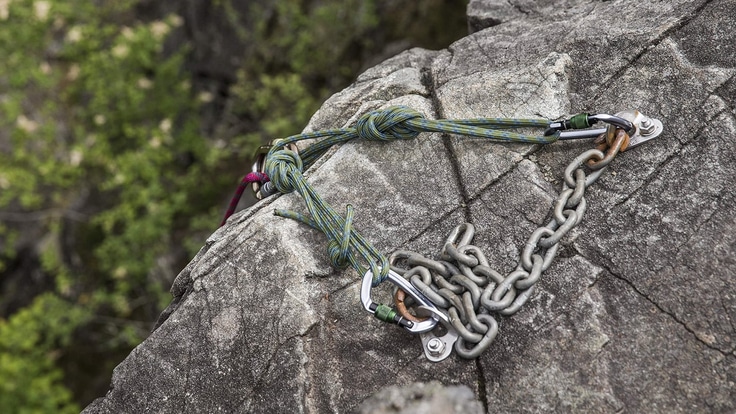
0;0;466;411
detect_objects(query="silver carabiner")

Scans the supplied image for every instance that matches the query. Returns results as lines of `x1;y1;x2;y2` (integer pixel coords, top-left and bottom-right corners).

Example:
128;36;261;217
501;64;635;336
588;113;635;134
361;269;449;334
548;110;664;146
549;112;636;140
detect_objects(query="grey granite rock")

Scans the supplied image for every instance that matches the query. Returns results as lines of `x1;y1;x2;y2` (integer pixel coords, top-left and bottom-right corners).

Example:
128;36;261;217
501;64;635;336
356;382;483;414
85;0;736;413
466;0;598;33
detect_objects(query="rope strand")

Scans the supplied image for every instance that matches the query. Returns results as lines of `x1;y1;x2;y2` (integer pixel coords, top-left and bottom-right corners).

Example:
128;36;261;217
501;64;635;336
228;106;558;285
220;172;269;226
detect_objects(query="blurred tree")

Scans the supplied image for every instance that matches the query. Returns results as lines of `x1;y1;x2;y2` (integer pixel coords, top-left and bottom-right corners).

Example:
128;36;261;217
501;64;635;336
0;0;218;408
0;0;467;410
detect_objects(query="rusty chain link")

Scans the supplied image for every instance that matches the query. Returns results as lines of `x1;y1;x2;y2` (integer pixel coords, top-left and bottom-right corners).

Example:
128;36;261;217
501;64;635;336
390;128;629;359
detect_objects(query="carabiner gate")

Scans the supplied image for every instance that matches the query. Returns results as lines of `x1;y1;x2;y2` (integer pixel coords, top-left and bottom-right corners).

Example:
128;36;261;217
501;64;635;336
547;110;663;145
361;269;449;334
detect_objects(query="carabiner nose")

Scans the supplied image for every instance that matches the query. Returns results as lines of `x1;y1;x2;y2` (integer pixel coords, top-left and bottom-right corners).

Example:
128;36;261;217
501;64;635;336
361;269;445;333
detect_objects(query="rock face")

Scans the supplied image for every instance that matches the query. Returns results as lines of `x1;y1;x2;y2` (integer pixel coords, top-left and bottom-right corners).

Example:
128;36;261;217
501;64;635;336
356;382;483;414
85;0;736;412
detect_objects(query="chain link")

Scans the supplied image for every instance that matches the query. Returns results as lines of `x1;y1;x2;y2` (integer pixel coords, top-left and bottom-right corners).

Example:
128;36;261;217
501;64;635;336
390;130;628;358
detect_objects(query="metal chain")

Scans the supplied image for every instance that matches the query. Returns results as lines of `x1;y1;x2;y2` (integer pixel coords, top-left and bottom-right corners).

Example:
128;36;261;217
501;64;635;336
389;129;628;359
223;104;663;361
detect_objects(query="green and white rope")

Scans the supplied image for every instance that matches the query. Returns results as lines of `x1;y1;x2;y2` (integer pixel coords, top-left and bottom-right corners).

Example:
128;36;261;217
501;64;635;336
264;105;558;285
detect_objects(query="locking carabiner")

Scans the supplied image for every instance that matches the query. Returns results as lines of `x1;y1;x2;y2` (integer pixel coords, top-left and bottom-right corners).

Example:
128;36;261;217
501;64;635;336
546;110;663;145
547;112;635;140
361;269;449;334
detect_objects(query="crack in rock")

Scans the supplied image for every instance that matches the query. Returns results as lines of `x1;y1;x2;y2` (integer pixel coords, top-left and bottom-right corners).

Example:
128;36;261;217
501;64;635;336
588;252;734;359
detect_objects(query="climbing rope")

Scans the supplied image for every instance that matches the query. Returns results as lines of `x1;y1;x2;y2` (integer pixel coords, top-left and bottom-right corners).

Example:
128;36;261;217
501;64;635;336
222;104;663;361
219;172;268;227
225;105;562;285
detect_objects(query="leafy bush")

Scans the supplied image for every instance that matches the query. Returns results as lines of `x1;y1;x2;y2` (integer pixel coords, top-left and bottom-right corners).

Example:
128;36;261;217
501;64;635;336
0;0;219;409
0;293;90;413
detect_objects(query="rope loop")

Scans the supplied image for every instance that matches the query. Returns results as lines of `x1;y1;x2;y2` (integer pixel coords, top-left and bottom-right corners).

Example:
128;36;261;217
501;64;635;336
356;106;423;142
327;240;351;269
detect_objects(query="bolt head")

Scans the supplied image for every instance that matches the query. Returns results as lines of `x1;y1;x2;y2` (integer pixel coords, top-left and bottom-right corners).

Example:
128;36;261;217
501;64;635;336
639;117;656;135
427;338;445;356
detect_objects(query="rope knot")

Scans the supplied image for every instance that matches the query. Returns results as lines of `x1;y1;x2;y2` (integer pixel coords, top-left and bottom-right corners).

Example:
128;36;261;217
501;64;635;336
326;204;355;269
264;149;303;194
356;106;423;142
327;240;351;269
